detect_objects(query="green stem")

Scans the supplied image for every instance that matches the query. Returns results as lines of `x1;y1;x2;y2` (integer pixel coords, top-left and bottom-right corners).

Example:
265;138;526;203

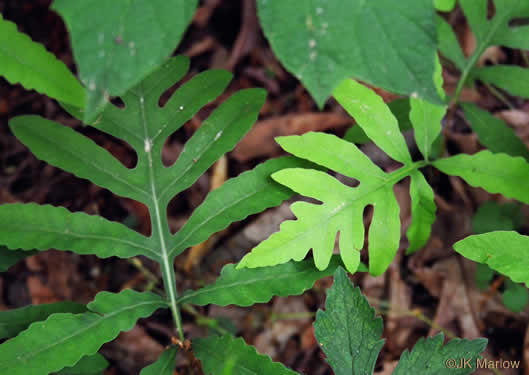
453;7;514;105
139;91;184;342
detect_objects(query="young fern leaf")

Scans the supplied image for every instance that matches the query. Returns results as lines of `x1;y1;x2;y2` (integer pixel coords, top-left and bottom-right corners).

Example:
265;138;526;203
194;335;299;375
0;290;167;375
438;0;529;101
433;151;529;204
454;231;529;287
239;79;435;275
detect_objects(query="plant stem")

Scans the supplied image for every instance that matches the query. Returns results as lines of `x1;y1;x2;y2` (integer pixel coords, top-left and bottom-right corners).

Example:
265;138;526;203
139;91;185;342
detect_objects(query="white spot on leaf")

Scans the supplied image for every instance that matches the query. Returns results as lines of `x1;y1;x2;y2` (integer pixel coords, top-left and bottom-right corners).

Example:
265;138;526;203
144;138;152;153
214;131;223;141
309;39;316;48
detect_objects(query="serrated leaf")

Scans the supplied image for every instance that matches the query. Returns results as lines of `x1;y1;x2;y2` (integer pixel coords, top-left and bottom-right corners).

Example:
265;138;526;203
0;14;85;107
0;301;86;339
52;0;198;122
462;103;529;159
0;289;167;375
194;335;299;375
392;333;487;375
314;267;385;375
406;170;436;254
454;231;529;287
0;203;156;260
472;201;523;234
502;279;529;313
257;0;440;107
474;65;529;99
433;151;529;204
170;157;316;258
178;256;342;307
0;247;37;272
57;353;108;375
139;347;177;375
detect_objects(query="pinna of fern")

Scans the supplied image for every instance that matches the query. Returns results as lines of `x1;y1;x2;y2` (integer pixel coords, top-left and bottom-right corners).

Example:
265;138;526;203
0;55;312;375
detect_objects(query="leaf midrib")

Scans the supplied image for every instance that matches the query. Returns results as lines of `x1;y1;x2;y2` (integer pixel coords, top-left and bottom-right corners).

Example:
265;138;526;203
176;266;322;305
0;300;163;370
256;161;424;254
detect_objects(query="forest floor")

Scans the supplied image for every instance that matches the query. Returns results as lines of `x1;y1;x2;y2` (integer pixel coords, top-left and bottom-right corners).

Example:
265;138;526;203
1;1;529;374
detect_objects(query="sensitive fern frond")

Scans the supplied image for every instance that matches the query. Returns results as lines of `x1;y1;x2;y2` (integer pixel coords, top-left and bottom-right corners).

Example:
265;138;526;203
0;56;308;374
239;79;437;275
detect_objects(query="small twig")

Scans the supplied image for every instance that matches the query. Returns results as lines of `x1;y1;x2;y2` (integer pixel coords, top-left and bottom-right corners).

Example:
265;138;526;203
483;82;515;109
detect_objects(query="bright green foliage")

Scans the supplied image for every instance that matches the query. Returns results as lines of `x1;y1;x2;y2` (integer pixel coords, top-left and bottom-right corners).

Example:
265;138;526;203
0;14;85;108
472;201;523;234
461;103;529;160
139;347;177;375
0;290;167;375
435;0;457;12
177;256;343;307
239;79;437;275
502;279;529;313
194;335;299;375
314;268;487;375
344;99;412;145
438;0;529;101
406;170;436;254
0;302;86;339
392;334;487;375
314;268;384;375
57;354;109;375
52;0;198;122
409;70;446;160
433;151;529;204
0;247;37;272
454;231;529;287
470;202;527;312
257;0;440;108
